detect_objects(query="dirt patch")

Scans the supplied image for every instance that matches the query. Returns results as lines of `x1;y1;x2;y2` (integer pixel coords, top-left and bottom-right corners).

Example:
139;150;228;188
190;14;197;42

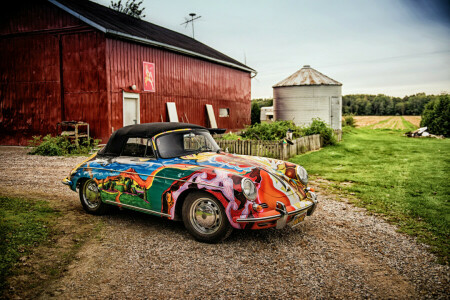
0;147;448;299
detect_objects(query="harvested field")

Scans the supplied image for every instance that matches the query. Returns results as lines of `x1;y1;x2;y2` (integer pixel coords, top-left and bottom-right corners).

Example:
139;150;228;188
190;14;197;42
402;116;422;127
353;116;391;127
353;116;420;130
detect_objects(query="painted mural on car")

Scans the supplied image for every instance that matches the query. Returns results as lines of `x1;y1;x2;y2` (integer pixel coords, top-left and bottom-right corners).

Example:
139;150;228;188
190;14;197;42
63;123;317;242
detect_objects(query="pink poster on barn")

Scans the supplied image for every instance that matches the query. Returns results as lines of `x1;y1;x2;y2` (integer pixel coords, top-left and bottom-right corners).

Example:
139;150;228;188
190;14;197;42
143;62;155;92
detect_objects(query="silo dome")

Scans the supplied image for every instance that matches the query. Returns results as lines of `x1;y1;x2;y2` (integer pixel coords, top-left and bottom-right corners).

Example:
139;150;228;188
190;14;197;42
273;65;343;130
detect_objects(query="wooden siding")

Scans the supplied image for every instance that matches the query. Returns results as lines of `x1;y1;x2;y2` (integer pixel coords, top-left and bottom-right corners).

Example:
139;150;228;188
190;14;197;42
0;34;61;145
0;30;107;145
61;31;108;142
106;38;251;136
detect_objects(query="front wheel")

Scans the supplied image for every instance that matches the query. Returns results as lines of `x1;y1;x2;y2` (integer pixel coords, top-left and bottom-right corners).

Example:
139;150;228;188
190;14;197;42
182;192;233;243
79;179;109;215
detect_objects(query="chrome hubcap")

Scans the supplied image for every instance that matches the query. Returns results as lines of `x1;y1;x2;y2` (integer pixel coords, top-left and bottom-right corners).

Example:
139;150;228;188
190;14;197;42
83;180;101;209
190;198;221;234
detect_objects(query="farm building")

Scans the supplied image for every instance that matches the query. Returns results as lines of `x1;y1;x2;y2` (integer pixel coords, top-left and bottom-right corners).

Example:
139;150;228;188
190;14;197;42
0;0;255;145
273;65;342;130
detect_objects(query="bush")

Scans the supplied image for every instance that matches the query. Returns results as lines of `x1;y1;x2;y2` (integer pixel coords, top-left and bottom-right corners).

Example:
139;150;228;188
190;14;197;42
28;135;100;156
420;94;450;137
301;118;337;146
343;115;355;127
242;120;301;140
240;118;337;146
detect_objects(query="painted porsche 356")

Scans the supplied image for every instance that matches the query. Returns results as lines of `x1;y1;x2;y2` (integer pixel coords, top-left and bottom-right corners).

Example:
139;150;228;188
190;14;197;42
63;123;318;242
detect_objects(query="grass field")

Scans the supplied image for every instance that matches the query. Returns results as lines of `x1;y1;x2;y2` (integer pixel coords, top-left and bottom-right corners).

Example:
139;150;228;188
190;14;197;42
353;116;421;130
0;197;57;290
290;128;450;263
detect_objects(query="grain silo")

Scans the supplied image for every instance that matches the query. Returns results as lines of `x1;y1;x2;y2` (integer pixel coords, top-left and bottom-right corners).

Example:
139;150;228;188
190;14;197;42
273;65;342;130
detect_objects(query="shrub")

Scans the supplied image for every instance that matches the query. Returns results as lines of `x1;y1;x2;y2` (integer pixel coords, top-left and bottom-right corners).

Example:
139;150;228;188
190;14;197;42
301;118;337;146
242;120;301;140
240;119;337;146
28;135;100;156
420;94;449;137
343;115;355;127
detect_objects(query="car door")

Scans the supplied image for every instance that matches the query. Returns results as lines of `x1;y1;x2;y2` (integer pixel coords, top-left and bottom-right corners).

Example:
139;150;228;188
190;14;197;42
99;137;166;215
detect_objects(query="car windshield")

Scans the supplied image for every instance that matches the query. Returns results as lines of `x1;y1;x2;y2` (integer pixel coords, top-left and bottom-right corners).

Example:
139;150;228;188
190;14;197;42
156;129;220;158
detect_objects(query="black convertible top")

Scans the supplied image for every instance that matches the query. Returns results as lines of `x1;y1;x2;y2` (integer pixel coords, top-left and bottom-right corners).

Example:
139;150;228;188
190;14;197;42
98;122;206;156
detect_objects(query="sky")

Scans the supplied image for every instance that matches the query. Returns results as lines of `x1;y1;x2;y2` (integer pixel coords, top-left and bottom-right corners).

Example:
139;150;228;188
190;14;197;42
94;0;450;98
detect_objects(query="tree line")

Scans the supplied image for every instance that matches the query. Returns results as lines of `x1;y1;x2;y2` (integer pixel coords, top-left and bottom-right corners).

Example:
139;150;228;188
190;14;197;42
342;93;445;116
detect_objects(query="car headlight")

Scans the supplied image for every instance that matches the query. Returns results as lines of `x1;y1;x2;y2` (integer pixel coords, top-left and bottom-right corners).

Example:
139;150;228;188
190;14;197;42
241;178;257;200
297;166;308;185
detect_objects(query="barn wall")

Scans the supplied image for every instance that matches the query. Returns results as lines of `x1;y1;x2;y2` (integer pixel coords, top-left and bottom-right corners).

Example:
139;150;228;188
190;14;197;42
0;34;61;145
105;38;251;134
0;0;86;35
61;31;109;142
0;0;108;145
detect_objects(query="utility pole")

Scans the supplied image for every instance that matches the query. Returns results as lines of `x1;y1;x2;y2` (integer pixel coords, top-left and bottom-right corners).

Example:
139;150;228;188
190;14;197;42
181;13;201;39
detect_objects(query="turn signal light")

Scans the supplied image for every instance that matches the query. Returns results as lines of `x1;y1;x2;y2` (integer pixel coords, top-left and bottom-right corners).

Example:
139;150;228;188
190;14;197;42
252;204;263;212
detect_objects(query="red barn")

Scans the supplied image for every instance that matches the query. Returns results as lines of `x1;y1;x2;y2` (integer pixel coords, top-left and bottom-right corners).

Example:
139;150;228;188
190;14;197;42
0;0;255;145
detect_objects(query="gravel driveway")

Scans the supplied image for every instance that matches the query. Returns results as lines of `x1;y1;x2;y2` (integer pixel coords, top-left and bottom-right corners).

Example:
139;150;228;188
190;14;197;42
0;147;448;299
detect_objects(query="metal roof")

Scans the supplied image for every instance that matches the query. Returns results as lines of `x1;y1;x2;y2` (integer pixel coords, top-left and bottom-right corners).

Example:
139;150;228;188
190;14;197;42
49;0;255;74
273;65;342;87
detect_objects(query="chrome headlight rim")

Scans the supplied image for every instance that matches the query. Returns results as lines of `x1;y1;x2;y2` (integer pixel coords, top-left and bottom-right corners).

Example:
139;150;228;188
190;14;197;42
297;166;308;185
241;177;257;201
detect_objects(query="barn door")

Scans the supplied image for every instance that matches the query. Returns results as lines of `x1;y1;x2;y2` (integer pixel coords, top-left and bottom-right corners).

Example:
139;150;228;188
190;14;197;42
123;92;140;127
330;96;341;130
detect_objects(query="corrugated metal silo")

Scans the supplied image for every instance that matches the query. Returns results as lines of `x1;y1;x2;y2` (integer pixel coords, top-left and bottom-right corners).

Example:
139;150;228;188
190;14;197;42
273;65;343;130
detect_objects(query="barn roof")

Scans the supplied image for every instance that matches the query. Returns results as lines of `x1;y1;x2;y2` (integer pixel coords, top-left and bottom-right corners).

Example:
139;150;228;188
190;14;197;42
273;65;342;87
49;0;255;73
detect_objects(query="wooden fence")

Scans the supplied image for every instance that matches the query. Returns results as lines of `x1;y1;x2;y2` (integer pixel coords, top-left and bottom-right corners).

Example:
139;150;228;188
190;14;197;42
214;130;342;160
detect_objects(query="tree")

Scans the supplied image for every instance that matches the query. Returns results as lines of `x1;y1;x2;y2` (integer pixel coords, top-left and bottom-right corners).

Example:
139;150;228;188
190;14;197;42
250;98;273;125
420;94;449;137
110;0;146;19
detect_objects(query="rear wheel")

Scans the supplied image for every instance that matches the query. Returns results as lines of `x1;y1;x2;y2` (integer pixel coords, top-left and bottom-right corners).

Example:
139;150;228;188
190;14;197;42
182;192;233;243
79;179;109;215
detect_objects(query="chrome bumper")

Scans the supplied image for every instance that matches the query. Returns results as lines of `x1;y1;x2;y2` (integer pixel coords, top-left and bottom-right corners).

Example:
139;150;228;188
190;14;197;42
236;191;318;229
62;177;72;186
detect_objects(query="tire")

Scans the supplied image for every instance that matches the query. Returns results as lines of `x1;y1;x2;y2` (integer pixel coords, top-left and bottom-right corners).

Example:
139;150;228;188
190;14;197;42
79;179;109;215
182;192;233;243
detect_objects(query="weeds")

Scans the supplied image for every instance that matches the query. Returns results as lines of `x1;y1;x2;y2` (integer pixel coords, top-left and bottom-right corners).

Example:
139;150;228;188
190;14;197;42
28;135;100;156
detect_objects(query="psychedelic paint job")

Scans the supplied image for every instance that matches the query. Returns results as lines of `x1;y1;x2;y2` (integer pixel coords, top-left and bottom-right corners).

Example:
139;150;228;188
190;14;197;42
65;150;317;230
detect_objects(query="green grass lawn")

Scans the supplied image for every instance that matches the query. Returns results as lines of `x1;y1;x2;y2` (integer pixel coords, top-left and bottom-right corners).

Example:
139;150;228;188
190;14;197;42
0;197;57;291
290;127;450;263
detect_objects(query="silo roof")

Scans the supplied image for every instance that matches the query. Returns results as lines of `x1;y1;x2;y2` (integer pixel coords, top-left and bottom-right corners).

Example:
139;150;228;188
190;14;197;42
273;65;342;87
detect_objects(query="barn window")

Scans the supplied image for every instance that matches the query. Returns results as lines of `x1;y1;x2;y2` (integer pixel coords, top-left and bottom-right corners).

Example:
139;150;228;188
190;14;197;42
219;108;230;117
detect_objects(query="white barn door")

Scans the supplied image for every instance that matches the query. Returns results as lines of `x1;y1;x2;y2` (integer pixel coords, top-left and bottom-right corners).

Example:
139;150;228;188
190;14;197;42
123;92;140;127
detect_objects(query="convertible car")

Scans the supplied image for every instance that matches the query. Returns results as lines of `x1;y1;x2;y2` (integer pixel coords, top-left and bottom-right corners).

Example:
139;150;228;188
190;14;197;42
63;123;318;243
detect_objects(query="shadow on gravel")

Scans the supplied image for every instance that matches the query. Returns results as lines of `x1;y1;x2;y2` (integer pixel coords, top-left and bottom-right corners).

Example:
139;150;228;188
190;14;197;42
97;205;308;245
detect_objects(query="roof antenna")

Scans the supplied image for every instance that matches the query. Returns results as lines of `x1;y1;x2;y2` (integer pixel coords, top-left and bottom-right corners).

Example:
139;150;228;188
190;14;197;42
181;13;201;39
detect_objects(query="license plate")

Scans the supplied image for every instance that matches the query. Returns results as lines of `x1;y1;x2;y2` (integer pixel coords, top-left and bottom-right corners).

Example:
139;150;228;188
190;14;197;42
289;212;306;228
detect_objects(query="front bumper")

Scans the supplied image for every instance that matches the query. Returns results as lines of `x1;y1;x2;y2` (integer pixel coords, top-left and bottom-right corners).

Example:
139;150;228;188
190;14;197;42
235;191;318;229
62;177;72;186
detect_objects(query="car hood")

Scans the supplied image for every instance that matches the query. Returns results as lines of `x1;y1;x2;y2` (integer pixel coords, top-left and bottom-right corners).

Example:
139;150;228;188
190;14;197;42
164;152;306;198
